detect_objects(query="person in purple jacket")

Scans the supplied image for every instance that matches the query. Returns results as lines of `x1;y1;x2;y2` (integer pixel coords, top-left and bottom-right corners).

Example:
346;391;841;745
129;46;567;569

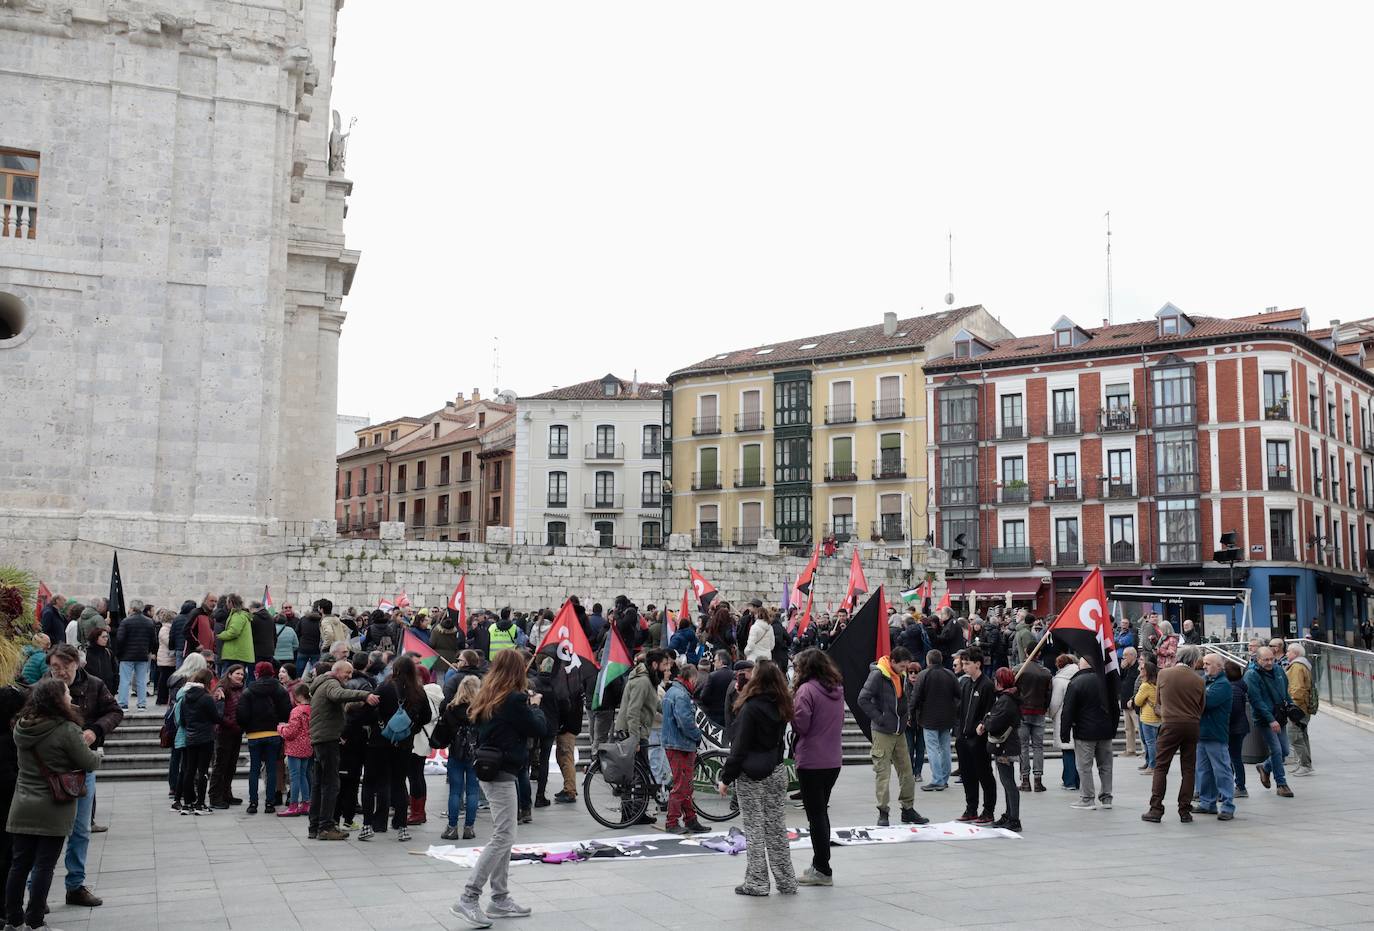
791;648;845;887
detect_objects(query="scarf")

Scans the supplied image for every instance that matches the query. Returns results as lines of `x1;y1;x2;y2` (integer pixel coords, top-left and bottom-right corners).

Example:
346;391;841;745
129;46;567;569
876;655;903;700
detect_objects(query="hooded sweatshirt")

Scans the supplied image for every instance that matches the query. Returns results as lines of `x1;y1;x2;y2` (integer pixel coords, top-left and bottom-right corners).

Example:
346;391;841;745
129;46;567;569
9;714;102;837
793;679;844;769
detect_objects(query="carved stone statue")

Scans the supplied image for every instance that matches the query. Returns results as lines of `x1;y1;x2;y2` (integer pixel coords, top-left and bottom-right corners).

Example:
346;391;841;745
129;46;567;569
328;109;352;173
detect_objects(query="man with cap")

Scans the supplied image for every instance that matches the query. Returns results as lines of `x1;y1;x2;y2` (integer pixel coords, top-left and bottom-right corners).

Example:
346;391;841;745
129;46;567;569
722;660;754;742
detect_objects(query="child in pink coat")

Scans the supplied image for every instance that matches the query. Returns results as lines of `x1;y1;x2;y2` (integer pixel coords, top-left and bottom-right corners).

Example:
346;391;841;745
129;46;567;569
276;683;314;816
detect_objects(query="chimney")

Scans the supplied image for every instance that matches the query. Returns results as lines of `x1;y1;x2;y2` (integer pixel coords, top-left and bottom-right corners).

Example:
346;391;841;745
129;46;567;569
472;388;481;401
454;391;464;404
1330;319;1342;347
883;311;898;337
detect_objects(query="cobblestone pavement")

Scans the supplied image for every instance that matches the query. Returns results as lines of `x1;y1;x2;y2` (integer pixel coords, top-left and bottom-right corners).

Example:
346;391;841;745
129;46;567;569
47;714;1374;930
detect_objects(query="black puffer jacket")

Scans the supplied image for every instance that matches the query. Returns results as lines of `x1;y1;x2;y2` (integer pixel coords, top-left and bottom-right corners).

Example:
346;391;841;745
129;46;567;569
250;608;277;663
236;677;291;733
296;613;322;655
115;612;156;662
720;696;786;784
178;685;224;746
1059;668;1119;743
982;689;1022;758
477;691;548;777
170;600;196;654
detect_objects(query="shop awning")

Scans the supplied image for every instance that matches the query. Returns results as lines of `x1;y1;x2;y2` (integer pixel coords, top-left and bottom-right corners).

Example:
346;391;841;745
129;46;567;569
945;577;1047;600
1316;571;1374;596
1109;584;1249;606
1151;568;1250;587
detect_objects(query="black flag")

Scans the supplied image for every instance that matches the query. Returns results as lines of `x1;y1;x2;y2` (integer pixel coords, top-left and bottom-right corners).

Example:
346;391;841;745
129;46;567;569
827;588;885;740
108;551;127;623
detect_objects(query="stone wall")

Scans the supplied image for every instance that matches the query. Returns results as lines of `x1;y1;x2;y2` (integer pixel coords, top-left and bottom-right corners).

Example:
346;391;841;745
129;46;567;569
287;539;913;615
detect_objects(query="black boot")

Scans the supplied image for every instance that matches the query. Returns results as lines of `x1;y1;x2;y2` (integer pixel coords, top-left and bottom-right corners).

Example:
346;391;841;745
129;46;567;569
900;808;929;825
876;808;890;827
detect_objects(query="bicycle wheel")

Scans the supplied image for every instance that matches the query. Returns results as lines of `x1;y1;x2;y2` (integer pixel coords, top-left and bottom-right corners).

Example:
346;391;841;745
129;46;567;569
582;757;651;830
691;750;739;823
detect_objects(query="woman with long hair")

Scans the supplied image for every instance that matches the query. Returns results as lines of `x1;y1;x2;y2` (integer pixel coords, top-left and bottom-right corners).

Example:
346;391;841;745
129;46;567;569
791;649;844;886
718;660;797;897
705;603;736;657
6;679;102;930
359;654;431;842
1154;621;1179;669
441;675;483;841
451;649;548;928
1134;660;1162;771
84;627;119;695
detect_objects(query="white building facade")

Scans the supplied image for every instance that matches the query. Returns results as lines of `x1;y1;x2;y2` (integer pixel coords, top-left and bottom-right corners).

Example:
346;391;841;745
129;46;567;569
514;375;667;548
1;0;360;599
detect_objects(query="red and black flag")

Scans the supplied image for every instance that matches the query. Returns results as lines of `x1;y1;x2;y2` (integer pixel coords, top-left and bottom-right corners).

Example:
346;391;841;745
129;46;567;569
108;551;127;622
1047;567;1120;711
795;543;820;597
536;599;601;693
841;548;868;612
827;586;892;740
689;567;717;614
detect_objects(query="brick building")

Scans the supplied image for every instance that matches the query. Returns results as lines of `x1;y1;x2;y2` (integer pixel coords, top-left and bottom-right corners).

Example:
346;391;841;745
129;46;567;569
926;304;1374;644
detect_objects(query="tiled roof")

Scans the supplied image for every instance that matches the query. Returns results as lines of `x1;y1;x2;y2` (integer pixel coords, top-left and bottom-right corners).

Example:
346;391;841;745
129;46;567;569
1232;307;1307;325
524;375;666;401
927;315;1293;368
669;306;982;379
391;411;515;456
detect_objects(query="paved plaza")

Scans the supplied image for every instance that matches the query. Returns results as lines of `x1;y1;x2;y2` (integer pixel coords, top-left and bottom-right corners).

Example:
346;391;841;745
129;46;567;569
49;714;1374;931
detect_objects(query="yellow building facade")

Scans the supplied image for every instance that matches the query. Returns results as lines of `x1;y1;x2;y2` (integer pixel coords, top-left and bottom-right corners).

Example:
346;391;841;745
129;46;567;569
664;307;1012;556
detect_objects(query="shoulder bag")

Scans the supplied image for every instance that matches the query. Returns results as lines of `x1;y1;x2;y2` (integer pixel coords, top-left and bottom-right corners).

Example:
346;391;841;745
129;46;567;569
30;747;88;803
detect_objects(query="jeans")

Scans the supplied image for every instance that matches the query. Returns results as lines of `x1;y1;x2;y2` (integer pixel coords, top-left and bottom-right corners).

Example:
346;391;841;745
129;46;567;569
447;758;480;828
1140;722;1159;768
1195;739;1235;815
1228;733;1247;790
462;779;517;905
287;756;312;806
1017;715;1045;777
904;727;926;779
1061;749;1079;789
309;741;342;832
870;729;915;810
647;729;671;786
1073;738;1113;804
295;652;320;675
61;771;96;891
923;727;953;787
797;767;840;875
247;736;282;805
995;760;1019;820
8;834;65;928
118;659;149;707
1287;721;1312;769
1259;724;1291;786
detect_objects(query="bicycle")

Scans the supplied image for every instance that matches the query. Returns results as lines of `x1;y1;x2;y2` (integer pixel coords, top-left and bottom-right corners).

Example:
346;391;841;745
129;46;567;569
582;747;740;829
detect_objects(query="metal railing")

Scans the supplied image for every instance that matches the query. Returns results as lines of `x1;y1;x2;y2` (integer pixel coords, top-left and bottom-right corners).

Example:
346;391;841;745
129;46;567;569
1268;473;1292;491
583;493;624;509
585;442;625;460
998;423;1024;440
824;461;858;482
1050;415;1082;437
990;546;1033;568
873;398;905;420
872;457;906;480
1301;640;1374;721
825;403;855;424
734;467;766;488
1264;401;1290;421
1045;482;1081;502
870;520;906;543
731;526;769;546
1099;408;1138;432
692;471;722;491
642;442;662;459
692;416;721;435
1104;480;1135;499
995;483;1029;505
735;412;765;432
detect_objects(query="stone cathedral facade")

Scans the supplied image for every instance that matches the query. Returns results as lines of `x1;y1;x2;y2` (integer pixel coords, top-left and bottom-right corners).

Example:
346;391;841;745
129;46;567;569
0;0;360;597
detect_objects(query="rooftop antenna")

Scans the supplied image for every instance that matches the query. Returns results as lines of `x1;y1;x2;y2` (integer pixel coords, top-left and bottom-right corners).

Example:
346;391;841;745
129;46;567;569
944;230;955;306
492;337;500;394
1105;211;1114;324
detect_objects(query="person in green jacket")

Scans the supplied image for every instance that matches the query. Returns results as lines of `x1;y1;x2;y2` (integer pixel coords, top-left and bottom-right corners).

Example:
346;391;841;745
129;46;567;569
6;678;103;930
217;593;256;672
19;633;50;685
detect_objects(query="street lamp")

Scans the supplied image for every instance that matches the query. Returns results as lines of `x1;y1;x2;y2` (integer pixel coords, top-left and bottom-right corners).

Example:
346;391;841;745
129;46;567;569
1214;530;1242;638
951;532;968;614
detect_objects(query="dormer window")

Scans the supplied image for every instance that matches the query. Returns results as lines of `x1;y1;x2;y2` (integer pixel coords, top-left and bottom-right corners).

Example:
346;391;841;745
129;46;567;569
1160;315;1180;335
600;374;621;397
951;328;990;359
1155;302;1192;337
1055;328;1073;348
955;341;971;359
1050;316;1087;349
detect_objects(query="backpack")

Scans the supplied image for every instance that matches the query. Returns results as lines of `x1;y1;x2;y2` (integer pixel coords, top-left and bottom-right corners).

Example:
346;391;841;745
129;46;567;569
450;717;479;762
380;705;413;743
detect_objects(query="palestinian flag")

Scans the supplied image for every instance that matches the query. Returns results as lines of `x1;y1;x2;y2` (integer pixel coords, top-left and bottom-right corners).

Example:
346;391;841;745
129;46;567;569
827;587;890;740
403;628;440;671
378;598;396;613
396;589;412;610
901;580;931;605
842;548;868;612
1047;567;1119;713
448;575;468;634
263;585;276;616
689;568;717;613
536;599;600;694
592;623;633;711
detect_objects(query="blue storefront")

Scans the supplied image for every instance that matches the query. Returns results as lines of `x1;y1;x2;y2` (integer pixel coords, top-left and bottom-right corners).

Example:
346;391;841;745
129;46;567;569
1245;567;1369;642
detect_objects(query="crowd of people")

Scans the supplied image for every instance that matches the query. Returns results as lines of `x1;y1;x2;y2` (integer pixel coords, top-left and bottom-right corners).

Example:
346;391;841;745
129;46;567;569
1;588;1328;929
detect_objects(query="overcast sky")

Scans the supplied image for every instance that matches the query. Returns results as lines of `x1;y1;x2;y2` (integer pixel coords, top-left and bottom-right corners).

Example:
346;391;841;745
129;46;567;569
332;1;1373;423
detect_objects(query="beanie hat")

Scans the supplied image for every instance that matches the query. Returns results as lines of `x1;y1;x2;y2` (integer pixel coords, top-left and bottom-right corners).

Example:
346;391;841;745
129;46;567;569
255;661;276;680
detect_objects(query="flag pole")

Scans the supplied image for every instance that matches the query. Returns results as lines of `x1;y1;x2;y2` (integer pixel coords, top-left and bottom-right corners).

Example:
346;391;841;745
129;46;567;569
1014;628;1054;682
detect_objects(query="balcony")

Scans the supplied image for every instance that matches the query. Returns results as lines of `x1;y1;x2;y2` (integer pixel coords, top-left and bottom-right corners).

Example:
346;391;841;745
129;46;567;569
460;469;472;483
731;526;770;547
824;461;859;482
395;478;406;493
1268;472;1292;492
1045;481;1081;502
2;201;38;239
823;522;856;544
1099;408;1139;433
548;444;569;460
1366;496;1374;514
547;494;568;508
642;442;663;459
734;467;766;488
1050;415;1082;437
1271;541;1297;561
1104;479;1135;499
584;493;624;510
990;546;1034;569
641;492;663;508
1158;542;1202;565
415;478;427;491
998;423;1025;441
692;528;723;550
438;470;450;486
436;509;449;526
692;471;722;491
1264;401;1290;422
873;398;905;421
735;412;765;432
825;403;856;425
585;442;624;461
939;485;979;507
692;416;722;436
872;457;907;480
1055;547;1081;566
995;483;1030;505
457;508;472;523
1107;541;1138;565
413;512;427;528
870;519;906;543
343;482;352;499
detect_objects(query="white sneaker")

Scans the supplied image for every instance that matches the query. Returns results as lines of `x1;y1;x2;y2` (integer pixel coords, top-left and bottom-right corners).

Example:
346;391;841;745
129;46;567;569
1070;800;1097;811
1291;766;1313;777
487;898;533;919
451;900;493;928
